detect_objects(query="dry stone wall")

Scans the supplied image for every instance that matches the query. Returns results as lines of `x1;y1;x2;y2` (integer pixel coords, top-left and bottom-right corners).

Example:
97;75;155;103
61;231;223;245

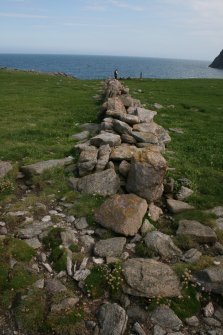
72;78;170;205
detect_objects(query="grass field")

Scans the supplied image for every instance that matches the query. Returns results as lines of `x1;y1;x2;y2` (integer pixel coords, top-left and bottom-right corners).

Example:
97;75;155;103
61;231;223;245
0;69;223;208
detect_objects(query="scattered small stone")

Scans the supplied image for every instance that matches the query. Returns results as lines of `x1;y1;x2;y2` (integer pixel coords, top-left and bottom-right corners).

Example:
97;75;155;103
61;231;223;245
67;215;75;223
0;160;13;178
153;325;166;335
151;305;183;331
26;237;42;249
42;263;53;273
45;278;67;293
71;130;90;141
141;219;155;235
51;297;79;313
176;186;194;201
133;322;147;335
41;215;51;223
94;237;126;258
185;316;199;327
148;203;163;222
214;307;223;322
0;221;6;227
167;199;194;214
216;218;223;230
177;220;217;243
203;302;215;317
211;206;223;217
203;317;221;327
33;279;45;289
0;227;7;235
74;217;88;230
92;257;104;264
181;248;202;263
169;128;184;134
98;303;128;335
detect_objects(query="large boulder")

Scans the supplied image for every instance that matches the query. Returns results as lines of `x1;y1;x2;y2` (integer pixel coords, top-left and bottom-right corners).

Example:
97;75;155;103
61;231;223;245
21;157;73;176
98;303;128;335
122;258;181;297
144;231;182;260
90;133;121;147
177;220;217;244
126;149;167;202
0;161;13;178
94;194;148;236
75;169;120;196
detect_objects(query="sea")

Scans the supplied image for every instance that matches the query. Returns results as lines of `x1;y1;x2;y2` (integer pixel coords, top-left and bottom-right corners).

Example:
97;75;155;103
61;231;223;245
0;54;223;80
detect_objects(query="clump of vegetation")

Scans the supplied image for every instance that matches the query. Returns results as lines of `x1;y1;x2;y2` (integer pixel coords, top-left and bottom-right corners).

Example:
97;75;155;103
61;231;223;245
174;209;216;228
7;238;36;262
85;263;123;299
42;227;67;272
135;241;157;258
173;235;198;251
47;310;85;335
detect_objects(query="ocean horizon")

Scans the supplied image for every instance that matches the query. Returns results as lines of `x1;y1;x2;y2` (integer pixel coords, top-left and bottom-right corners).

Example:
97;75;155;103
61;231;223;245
0;53;223;80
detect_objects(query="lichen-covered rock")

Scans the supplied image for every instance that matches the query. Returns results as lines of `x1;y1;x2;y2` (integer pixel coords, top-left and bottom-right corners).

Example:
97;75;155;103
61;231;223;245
98;303;128;335
126;149;167;202
110;144;138;161
95;144;111;172
177;220;217;243
76;169;120;196
113;119;133;135
122;258;181;297
94;194;148;236
94;237;126;257
144;231;182;260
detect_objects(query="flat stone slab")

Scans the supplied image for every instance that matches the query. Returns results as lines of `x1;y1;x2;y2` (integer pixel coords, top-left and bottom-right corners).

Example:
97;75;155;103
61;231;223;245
151;305;183;331
98;303;128;335
90;132;121;147
122;258;181;298
177;220;217;243
167;199;194;213
94;237;126;257
132;131;159;144
94;194;148;236
134;107;157;123
21;157;73;176
75;169;120;196
0;161;13;178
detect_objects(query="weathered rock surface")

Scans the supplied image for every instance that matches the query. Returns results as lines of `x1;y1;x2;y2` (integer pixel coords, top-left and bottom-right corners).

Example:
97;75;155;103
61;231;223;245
176;186;194;201
110;144;138;161
77;146;98;176
150;305;183;331
194;257;223;295
167;199;194;213
0;161;13;178
144;231;182;260
126;149;167;202
45;279;67;293
122;258;181;297
21;157;73;176
134;107;157;123
118;160;130;177
90;132;121;147
177;220;217;243
71;130;89;141
113;119;132;135
94;237;126;257
181;248;202;263
94;194;148;236
95;144;111;171
105;96;126;113
75;169;120;196
98;303;128;335
132;131;159;144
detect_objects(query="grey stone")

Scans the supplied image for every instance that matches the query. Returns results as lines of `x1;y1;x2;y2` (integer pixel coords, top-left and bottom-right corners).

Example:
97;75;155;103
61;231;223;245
0;161;13;178
101;117;114;131
132;131;159;144
113;119;133;135
214;307;223;322
141;219;155;235
0;227;7;235
106;110;139;125
77;146;98;176
203;302;214;317
80;235;95;253
94;237;126;257
98;303;128;335
120;94;139;108
75;217;88;230
216;218;223;230
110;144;138;161
185;316;199;327
73;268;91;281
134;107;157;123
144;231;182;260
18;221;54;239
94;194;148;236
153;325;166;335
106;96;126;113
80;122;100;135
119;160;130;177
211;206;223;217
127;306;149;324
33;279;45;289
169;128;184;134
90;132;121;148
181;248;202;263
45;279;67;293
176;186;194;201
126;149;167;202
96;144;111;172
42;263;53;273
167;199;195;214
194;258;223;294
76;169;120;196
71;130;90;141
150;305;183;331
203;317;221;327
121;133;137;144
177;220;217;243
51;297;79;313
133;322;146;335
21;157;73;176
61;229;78;247
149;203;163;222
123;258;181;298
26;238;42;249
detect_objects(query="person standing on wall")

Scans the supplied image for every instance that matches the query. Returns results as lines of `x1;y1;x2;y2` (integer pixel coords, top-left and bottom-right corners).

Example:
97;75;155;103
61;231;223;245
114;69;118;79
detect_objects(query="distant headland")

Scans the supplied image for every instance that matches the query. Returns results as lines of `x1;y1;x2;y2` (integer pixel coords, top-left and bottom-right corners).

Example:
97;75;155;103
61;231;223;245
209;49;223;69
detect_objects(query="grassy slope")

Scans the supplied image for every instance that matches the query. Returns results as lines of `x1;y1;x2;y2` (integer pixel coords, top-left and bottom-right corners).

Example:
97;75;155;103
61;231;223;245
0;70;223;208
125;79;223;208
0;69;101;164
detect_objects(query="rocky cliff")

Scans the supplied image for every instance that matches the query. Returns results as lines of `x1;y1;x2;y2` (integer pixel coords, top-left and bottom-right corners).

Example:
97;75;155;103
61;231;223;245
209;49;223;69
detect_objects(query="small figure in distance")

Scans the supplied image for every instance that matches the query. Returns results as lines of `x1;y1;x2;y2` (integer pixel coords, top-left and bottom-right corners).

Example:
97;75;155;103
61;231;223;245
114;69;118;79
140;72;143;79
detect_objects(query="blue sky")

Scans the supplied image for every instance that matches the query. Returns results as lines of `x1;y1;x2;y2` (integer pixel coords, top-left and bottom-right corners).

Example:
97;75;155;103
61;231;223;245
0;0;222;60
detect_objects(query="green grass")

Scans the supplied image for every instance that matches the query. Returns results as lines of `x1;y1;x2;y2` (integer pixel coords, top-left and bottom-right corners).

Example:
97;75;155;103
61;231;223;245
125;78;223;208
0;69;101;164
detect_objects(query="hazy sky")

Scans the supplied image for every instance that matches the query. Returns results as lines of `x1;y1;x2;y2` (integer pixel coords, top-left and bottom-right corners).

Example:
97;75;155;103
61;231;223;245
0;0;222;60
